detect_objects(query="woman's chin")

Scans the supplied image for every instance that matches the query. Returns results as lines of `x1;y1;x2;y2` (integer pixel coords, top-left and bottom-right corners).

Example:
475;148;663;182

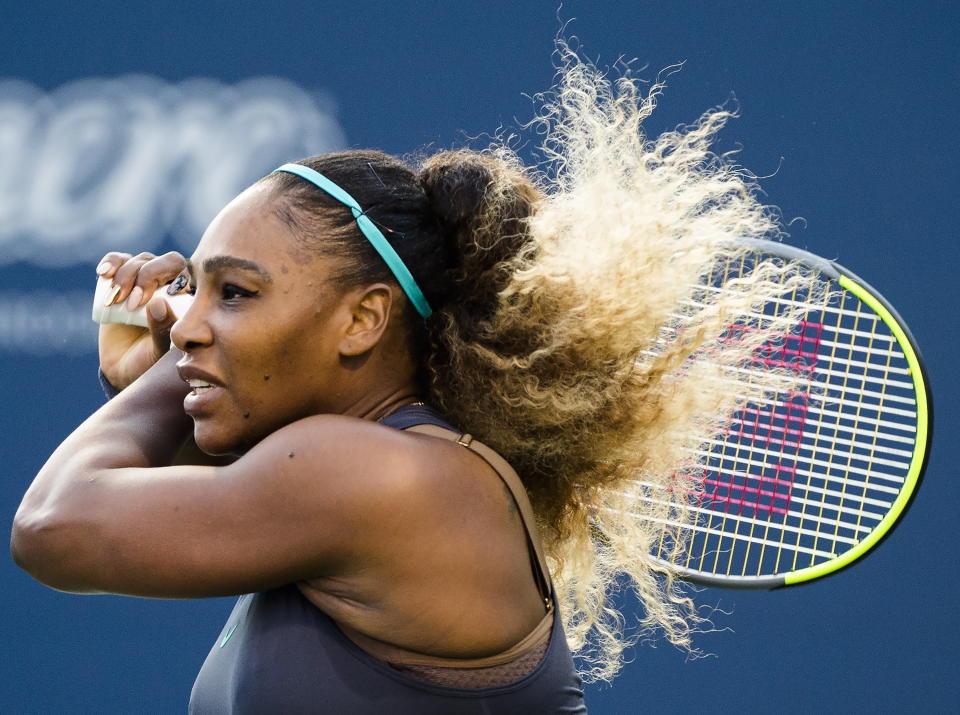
192;426;244;458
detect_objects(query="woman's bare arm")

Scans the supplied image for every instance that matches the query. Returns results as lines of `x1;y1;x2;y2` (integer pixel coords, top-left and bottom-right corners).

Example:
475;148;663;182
10;351;431;598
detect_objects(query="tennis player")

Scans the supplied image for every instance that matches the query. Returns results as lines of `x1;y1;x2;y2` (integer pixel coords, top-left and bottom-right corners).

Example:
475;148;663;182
13;52;790;712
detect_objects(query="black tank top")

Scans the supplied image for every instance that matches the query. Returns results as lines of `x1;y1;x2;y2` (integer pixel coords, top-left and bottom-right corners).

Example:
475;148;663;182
188;405;587;714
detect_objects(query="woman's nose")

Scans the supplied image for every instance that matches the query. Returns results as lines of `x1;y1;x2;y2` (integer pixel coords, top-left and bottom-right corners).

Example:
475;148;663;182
170;298;213;351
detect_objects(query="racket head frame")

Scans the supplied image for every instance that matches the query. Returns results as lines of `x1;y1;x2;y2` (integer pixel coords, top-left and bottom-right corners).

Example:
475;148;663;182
658;240;933;589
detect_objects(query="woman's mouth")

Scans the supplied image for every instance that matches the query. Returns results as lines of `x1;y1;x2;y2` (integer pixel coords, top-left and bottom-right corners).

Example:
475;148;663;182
177;363;227;416
183;380;225;415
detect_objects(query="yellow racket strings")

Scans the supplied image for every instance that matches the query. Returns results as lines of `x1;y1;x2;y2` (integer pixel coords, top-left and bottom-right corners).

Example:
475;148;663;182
645;253;918;581
797;283;915;568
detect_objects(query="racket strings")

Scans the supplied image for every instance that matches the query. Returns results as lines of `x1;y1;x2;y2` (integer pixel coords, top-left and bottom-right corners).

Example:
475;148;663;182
737;268;811;575
796;289;857;569
640;250;918;581
837;299;901;548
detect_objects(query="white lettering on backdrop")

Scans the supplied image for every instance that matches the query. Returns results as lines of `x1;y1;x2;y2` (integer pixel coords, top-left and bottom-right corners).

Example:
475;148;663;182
0;75;347;267
0;291;95;354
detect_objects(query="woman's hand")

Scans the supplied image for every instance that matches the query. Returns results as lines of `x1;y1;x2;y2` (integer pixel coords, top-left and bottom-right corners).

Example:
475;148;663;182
97;251;189;390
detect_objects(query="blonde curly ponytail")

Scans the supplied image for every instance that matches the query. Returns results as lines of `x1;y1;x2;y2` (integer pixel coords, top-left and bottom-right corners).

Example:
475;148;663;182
269;47;825;682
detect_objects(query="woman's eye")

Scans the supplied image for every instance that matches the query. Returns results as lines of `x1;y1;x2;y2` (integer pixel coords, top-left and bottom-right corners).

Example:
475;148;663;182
222;284;257;300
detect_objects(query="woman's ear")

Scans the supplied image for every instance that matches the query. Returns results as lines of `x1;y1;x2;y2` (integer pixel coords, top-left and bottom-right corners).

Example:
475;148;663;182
337;283;393;356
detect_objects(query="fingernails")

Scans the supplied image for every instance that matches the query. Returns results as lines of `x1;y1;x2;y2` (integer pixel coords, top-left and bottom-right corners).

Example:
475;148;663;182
105;284;121;306
126;286;143;311
167;274;188;295
96;261;112;276
148;299;167;322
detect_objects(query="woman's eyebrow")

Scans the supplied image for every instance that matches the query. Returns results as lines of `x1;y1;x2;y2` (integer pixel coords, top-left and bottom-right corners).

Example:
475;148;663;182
199;255;273;283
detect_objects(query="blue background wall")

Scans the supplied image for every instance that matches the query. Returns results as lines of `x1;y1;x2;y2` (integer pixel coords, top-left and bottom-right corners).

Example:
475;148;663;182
2;2;957;712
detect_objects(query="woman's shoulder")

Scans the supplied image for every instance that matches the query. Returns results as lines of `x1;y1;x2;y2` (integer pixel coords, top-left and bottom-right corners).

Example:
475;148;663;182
255;409;462;465
278;411;519;542
235;410;488;514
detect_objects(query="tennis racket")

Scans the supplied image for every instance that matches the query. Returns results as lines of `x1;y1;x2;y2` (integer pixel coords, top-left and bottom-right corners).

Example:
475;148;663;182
645;240;932;588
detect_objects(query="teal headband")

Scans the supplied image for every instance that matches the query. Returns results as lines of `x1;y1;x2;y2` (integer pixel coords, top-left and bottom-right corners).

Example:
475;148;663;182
271;162;433;319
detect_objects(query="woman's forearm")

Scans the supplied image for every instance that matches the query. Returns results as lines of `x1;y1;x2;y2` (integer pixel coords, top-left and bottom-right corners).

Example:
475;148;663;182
12;350;192;548
100;359;233;468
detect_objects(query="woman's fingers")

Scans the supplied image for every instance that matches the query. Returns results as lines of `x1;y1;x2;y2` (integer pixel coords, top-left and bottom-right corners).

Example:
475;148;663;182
101;251;188;309
96;251;188;389
108;253;154;307
146;295;178;360
96;252;132;280
137;251;187;305
133;252;189;309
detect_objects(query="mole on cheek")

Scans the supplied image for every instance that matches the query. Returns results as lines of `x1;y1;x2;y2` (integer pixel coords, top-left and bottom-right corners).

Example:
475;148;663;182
243;412;251;419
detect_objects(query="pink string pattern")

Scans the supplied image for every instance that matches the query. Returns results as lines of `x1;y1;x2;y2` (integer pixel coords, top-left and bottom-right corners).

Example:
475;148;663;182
703;320;824;520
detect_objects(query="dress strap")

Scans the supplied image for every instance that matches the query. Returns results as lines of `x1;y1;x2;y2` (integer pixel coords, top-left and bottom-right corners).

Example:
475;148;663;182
405;424;553;613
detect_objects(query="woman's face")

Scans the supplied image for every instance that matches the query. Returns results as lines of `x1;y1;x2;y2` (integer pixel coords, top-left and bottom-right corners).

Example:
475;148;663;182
171;183;352;455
